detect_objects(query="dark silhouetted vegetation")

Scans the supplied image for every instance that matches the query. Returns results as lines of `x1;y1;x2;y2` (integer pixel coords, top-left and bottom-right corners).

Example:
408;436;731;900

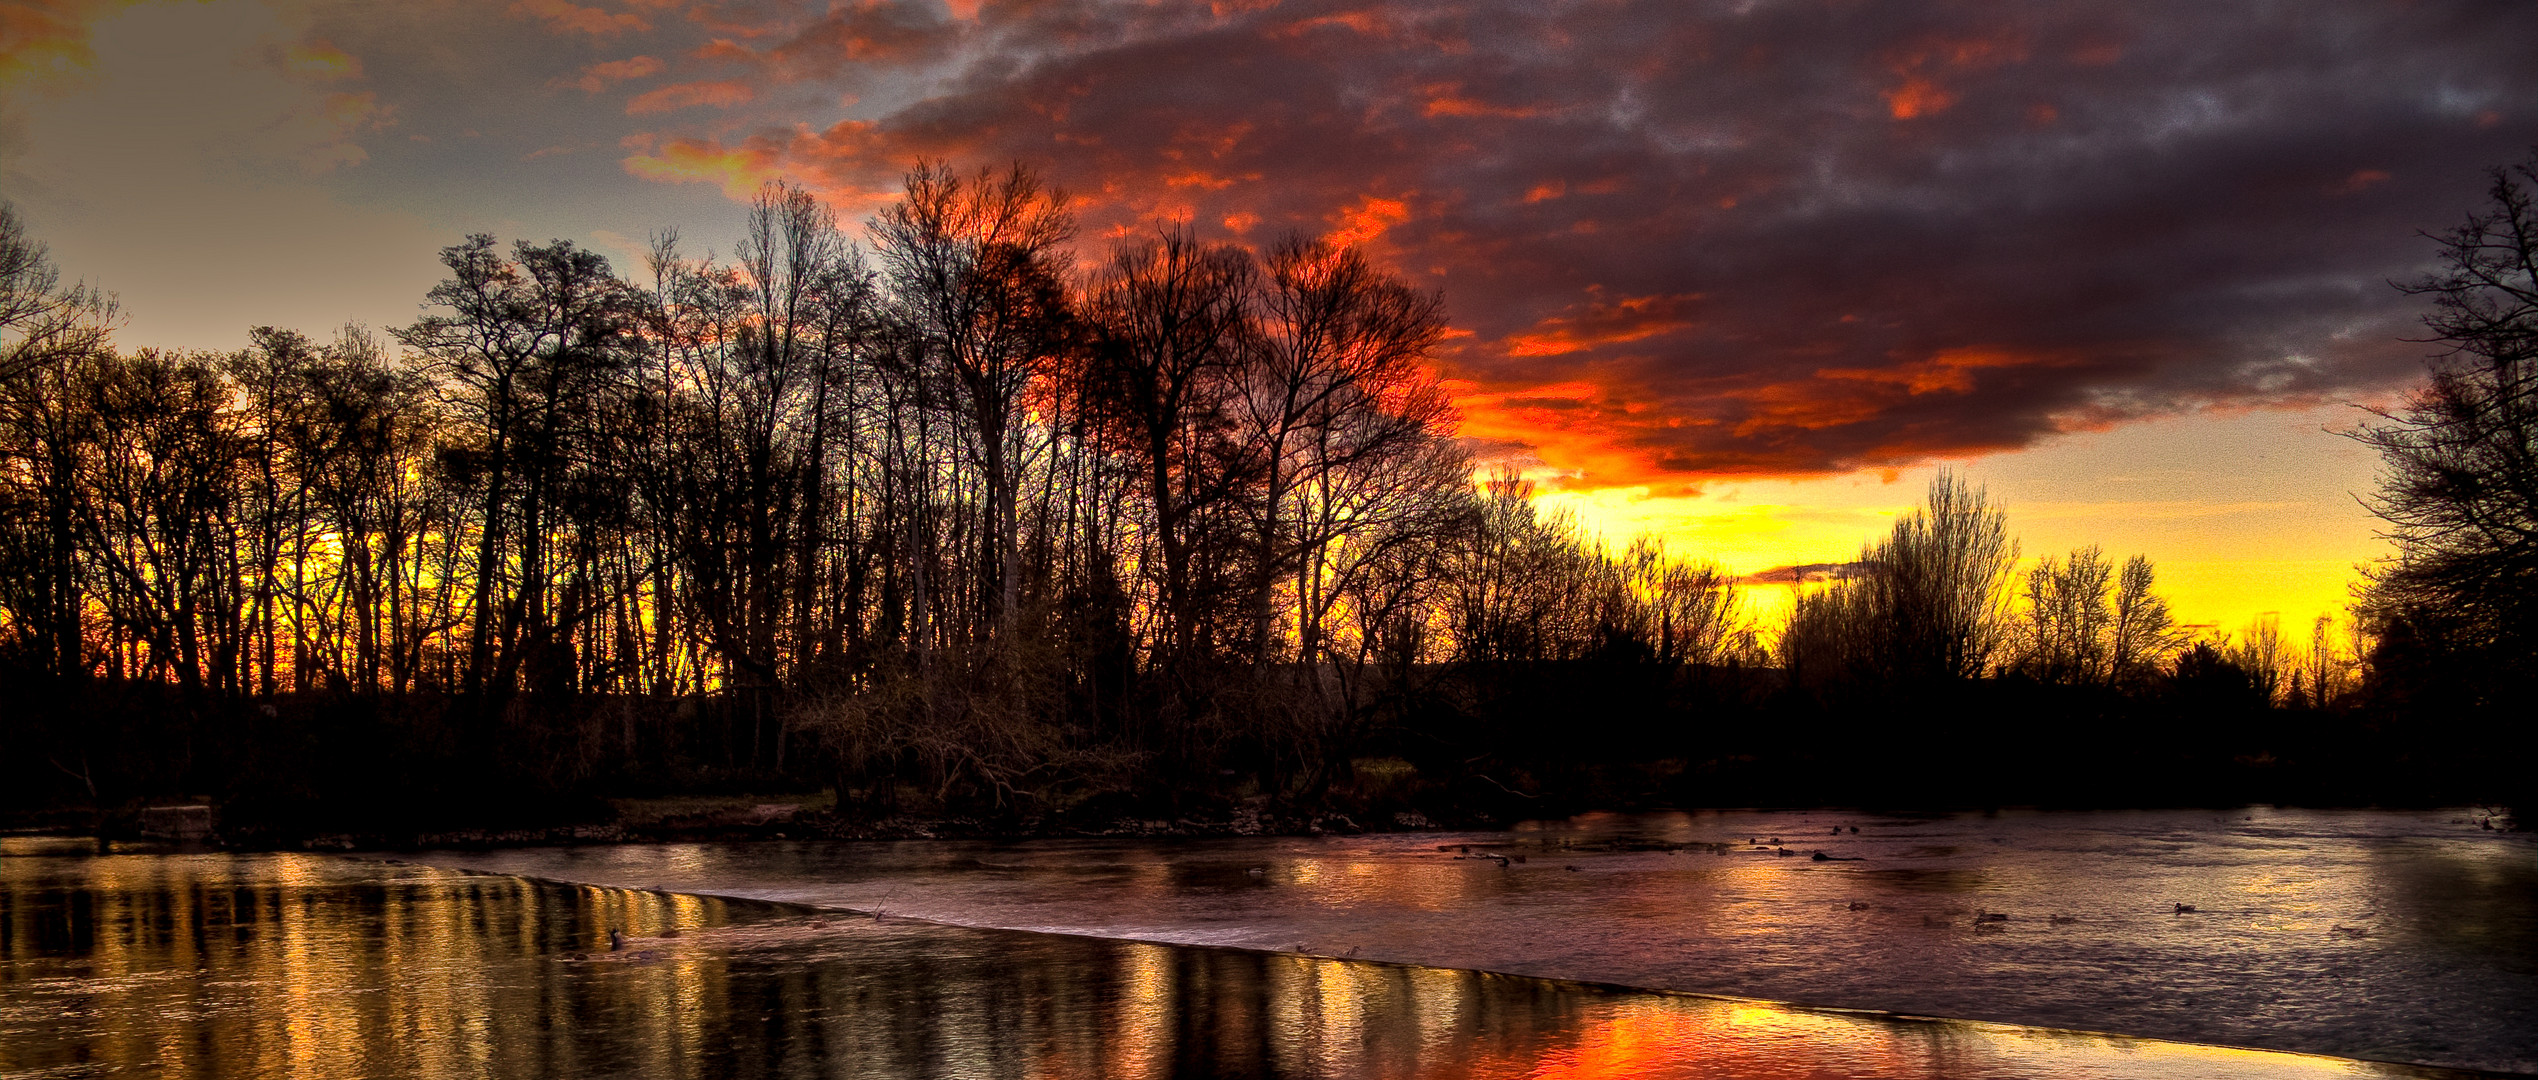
2351;148;2538;817
0;160;2523;844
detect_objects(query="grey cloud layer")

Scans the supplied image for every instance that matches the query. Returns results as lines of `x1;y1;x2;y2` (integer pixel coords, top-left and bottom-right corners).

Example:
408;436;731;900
430;0;2538;479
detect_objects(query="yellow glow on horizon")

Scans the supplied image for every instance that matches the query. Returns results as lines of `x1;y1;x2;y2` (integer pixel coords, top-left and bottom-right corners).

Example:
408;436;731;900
1534;403;2390;639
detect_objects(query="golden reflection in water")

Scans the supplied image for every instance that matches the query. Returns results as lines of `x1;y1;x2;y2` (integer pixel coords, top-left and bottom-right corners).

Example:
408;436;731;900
0;854;741;1080
0;851;2471;1080
1410;962;1462;1057
1290;857;1417;913
1112;941;1175;1079
1412;990;2410;1080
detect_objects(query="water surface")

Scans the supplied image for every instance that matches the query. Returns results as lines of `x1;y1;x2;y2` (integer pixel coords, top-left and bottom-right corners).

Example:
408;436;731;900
417;807;2538;1074
0;841;2502;1079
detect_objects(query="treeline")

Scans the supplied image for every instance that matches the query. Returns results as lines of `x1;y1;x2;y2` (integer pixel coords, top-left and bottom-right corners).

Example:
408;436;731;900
0;159;2520;835
2347;152;2538;783
1781;473;2355;706
0;168;1757;829
1740;471;2445;812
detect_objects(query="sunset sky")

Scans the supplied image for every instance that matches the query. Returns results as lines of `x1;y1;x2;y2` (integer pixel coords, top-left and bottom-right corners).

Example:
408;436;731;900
6;0;2534;634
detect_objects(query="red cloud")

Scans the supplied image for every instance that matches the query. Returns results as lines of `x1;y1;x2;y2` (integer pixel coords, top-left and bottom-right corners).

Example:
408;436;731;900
2;0;129;81
568;54;662;93
1422;85;1546;119
626;79;755;114
509;0;649;38
1886;78;1956;120
679;0;960;81
1818;347;2045;397
1504;294;1698;358
605;0;2535;486
1880;27;2028;119
1327;195;1411;247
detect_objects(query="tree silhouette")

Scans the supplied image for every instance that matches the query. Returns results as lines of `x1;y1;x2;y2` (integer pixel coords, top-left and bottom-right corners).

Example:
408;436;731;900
0;165;2422;823
1783;470;2014;687
2355;150;2538;714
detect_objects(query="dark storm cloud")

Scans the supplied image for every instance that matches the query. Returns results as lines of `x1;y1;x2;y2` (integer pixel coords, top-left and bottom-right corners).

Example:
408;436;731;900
626;0;2538;484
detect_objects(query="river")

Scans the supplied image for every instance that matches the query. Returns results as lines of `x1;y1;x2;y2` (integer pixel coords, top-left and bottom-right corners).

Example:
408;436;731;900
2;807;2529;1078
415;807;2538;1074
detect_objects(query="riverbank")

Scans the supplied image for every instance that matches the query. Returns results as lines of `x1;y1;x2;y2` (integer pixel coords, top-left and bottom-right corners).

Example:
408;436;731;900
10;666;2529;861
11;786;2522;854
1;790;1461;852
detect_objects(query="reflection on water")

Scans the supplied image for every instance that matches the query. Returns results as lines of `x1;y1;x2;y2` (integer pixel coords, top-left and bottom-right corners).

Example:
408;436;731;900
416;808;2538;1074
0;845;2491;1079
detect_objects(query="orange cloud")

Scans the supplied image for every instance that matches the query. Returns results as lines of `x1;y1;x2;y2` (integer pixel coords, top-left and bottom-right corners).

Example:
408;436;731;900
284;41;359;79
626;79;754;114
1504;294;1697;358
1456;347;2065;486
253;87;398;173
623;137;779;199
696;1;963;78
1327;194;1411;246
1423;90;1542;119
1164;170;1244;190
1454;380;1677;488
594;0;2492;493
1881;29;2028;120
1885;77;1955;119
0;0;136;84
1279;10;1393;38
509;0;648;38
567;54;662;93
1728;379;1889;438
1820;347;2039;396
621;119;920;209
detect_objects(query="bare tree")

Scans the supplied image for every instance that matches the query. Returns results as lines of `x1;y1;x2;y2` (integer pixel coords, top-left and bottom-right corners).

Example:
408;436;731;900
1;202;114;384
396;236;643;700
2223;614;2289;705
19;161;2333;813
2354;149;2538;706
2014;545;2113;685
72;350;250;695
1080;224;1258;669
1242;235;1451;663
1619;537;1746;668
0;204;115;680
1778;471;2016;686
2107;554;2180;689
1875;470;2018;682
869;161;1076;639
2011;546;2183;688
